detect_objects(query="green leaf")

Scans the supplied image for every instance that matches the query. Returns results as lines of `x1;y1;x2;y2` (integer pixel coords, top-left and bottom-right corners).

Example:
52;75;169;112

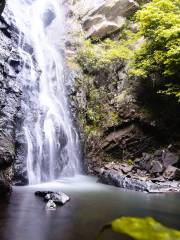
98;217;180;240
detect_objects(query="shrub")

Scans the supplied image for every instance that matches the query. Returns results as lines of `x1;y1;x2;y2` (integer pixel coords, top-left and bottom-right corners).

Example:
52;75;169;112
131;0;180;100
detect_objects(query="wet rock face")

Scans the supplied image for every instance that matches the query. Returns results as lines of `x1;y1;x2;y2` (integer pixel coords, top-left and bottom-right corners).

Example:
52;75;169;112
0;6;22;194
102;122;160;160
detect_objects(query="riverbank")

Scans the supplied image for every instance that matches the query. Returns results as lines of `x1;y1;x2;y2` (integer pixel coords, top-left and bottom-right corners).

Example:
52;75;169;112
98;170;180;193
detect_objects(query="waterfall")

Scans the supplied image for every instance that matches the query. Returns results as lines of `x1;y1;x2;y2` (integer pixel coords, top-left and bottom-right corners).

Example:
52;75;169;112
9;0;81;184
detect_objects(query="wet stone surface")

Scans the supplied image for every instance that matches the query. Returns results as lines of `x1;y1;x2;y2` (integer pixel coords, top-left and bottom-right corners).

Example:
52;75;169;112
35;191;70;207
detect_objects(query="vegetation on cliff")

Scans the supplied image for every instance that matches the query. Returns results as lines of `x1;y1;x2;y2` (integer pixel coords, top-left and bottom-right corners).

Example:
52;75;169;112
76;0;180;168
131;0;180;101
78;0;180;101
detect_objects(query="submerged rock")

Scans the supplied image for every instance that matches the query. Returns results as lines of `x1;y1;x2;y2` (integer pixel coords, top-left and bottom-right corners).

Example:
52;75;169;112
46;200;57;210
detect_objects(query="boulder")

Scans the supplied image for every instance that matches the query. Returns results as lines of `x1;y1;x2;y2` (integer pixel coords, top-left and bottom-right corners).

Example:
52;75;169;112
44;192;70;205
150;161;163;174
74;0;105;18
35;191;70;206
162;152;179;167
163;166;180;181
82;0;139;39
139;159;151;172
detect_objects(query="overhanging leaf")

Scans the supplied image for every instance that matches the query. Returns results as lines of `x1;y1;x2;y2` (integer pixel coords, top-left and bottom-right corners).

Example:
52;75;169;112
98;217;180;240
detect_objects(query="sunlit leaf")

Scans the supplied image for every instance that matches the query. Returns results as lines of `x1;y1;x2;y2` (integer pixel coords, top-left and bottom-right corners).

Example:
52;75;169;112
98;217;180;240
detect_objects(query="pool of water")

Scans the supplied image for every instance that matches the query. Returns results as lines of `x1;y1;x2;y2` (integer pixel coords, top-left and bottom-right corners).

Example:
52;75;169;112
0;175;180;240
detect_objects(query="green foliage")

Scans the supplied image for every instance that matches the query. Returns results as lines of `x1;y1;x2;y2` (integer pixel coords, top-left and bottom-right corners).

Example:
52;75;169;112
78;0;180;101
158;83;180;101
77;78;121;137
85;85;120;133
98;217;180;240
77;35;136;72
131;0;180;100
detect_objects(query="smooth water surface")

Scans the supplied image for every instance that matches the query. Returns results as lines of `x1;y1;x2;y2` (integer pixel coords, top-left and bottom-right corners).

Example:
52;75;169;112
0;176;180;240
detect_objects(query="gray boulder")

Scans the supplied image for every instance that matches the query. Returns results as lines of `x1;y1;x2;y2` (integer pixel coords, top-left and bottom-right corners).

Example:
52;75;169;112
163;166;180;181
150;160;163;174
162;151;179;167
45;192;70;205
82;0;139;39
35;191;70;206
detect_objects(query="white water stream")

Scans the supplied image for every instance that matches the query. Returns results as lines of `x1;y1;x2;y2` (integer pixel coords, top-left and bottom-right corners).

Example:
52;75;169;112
9;0;81;184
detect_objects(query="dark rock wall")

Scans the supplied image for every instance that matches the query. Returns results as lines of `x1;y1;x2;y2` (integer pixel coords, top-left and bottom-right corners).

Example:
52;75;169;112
0;6;22;195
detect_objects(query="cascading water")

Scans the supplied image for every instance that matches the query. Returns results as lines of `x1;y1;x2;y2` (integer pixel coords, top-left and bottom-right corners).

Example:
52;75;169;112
9;0;81;184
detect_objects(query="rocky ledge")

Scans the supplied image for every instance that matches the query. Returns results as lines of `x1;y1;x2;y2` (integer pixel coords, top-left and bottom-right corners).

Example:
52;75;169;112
99;170;180;193
97;149;180;192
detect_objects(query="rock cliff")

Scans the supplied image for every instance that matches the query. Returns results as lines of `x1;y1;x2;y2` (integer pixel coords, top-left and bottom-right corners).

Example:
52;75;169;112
0;4;22;195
